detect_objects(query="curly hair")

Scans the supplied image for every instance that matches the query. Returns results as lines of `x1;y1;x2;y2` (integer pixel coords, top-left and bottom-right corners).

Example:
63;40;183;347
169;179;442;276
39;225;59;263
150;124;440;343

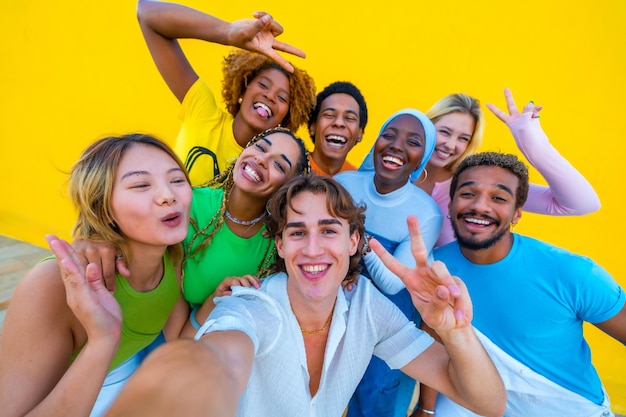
186;127;311;277
265;174;366;286
308;81;368;143
221;50;316;132
450;152;529;209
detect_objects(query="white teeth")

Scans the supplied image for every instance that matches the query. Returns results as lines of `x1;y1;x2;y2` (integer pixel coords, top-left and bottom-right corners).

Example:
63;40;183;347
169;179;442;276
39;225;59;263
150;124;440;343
382;155;404;166
436;149;452;158
253;102;273;117
302;265;327;274
244;164;261;182
326;135;347;144
465;217;491;225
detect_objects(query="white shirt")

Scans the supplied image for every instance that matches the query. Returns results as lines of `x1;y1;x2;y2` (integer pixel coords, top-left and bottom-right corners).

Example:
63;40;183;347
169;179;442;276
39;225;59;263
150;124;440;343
196;273;434;417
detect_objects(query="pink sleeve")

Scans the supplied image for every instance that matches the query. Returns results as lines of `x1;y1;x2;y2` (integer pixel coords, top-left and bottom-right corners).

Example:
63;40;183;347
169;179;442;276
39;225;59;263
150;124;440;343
507;113;600;215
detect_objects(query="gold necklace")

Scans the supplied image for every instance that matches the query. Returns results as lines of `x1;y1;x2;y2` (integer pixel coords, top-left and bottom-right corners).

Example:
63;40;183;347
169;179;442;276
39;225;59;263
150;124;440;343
300;304;335;335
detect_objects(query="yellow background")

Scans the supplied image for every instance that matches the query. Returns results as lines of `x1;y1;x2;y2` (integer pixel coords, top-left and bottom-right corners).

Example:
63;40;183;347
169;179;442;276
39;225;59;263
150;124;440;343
1;0;624;412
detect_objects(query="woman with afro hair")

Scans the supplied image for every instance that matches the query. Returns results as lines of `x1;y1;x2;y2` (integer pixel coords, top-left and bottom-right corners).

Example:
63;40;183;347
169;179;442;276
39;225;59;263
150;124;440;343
137;0;316;185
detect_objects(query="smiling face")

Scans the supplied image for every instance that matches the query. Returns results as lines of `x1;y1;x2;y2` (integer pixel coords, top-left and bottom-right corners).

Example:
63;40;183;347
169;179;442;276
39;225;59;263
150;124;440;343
450;165;522;262
111;144;192;253
430;112;475;169
373;114;425;194
232;132;303;199
309;93;363;163
276;191;359;304
239;68;290;132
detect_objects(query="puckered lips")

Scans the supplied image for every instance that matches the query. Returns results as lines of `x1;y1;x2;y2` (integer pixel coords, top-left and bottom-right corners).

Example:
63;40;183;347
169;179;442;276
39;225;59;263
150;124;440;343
324;134;348;149
253;102;273;120
161;211;184;228
241;161;264;183
380;152;406;170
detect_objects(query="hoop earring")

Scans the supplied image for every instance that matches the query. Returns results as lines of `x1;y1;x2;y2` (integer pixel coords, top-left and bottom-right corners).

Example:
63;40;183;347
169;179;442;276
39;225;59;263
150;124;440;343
418;168;428;184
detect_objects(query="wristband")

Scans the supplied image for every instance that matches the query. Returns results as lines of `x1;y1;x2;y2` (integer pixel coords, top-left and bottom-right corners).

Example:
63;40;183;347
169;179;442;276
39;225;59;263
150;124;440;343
419;407;435;415
190;307;202;330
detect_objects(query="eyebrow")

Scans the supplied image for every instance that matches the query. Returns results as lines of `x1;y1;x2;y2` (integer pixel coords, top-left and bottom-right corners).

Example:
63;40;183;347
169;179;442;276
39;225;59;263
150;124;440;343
262;137;293;169
121;167;184;181
323;106;359;117
458;180;514;196
284;218;343;229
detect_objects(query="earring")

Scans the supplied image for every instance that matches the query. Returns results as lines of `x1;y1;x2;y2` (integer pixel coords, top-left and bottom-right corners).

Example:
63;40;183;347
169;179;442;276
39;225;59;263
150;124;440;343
418;168;428;184
510;222;517;232
238;97;243;104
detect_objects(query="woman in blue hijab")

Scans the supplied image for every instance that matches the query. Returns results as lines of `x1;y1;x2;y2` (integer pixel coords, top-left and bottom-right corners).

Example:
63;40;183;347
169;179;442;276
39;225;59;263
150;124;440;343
334;109;442;417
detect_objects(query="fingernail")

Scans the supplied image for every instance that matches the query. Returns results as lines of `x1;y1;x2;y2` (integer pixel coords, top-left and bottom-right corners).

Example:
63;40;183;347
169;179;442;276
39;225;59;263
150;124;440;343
529;100;534;104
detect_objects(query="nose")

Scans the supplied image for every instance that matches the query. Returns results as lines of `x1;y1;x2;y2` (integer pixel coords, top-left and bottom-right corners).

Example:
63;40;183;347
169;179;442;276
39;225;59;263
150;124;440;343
263;88;277;104
332;114;346;128
302;232;323;257
468;194;492;213
158;185;177;206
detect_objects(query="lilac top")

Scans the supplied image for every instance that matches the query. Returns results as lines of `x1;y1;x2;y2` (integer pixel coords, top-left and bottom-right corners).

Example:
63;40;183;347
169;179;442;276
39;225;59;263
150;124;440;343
434;113;601;247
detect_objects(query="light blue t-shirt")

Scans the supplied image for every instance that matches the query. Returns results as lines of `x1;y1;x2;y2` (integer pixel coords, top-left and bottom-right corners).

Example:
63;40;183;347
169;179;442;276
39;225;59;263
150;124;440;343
334;170;442;295
434;234;625;404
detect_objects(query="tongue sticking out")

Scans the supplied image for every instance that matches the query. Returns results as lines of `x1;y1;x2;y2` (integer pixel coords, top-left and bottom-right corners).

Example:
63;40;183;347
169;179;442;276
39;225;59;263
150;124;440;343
256;106;270;119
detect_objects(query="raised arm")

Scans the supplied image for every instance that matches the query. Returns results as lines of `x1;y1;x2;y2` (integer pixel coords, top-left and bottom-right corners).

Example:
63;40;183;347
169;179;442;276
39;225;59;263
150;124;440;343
137;0;305;102
370;216;506;417
0;235;121;417
487;88;600;215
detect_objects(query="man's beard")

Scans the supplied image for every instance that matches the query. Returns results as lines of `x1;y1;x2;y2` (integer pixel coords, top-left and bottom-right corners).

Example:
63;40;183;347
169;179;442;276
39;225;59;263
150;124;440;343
452;215;507;250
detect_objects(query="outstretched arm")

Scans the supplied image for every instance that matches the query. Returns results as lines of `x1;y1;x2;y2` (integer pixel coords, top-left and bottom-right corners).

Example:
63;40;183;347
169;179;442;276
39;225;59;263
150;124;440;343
137;0;305;102
106;332;254;417
487;88;600;215
372;216;506;417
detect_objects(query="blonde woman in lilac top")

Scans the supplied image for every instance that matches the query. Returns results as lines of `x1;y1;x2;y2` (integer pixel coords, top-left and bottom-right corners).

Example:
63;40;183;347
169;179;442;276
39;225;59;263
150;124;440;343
412;89;600;247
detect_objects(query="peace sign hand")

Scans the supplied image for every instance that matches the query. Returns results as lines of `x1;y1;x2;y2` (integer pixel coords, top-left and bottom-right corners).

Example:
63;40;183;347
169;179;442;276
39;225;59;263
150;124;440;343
225;12;305;73
369;216;473;333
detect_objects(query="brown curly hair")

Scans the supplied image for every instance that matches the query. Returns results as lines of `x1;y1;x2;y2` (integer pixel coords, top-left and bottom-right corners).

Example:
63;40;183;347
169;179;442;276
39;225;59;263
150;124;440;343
221;50;316;132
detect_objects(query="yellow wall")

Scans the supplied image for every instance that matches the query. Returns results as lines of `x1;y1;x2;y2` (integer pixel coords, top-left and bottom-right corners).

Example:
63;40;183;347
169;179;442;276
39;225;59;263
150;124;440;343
1;0;625;411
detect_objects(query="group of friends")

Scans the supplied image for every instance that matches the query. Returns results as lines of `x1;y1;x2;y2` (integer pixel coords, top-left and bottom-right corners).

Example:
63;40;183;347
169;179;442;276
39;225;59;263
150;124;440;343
0;1;624;417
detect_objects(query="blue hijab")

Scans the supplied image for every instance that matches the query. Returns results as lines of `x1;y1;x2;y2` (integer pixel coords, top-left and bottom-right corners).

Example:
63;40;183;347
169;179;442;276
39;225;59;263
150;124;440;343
358;108;436;182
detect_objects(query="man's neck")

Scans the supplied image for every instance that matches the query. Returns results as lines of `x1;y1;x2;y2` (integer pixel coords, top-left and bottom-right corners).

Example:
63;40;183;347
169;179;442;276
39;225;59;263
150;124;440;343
310;150;346;177
459;233;515;265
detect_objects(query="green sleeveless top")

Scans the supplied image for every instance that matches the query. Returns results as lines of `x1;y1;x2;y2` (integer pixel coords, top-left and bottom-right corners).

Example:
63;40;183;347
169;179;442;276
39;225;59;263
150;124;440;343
183;187;275;308
69;253;179;370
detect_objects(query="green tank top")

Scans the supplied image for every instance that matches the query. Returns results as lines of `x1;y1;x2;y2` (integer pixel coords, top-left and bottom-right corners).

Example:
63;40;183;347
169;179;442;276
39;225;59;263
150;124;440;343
70;253;179;370
183;187;275;308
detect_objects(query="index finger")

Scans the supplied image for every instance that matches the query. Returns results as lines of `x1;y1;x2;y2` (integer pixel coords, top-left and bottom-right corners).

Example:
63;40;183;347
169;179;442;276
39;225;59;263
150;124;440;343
503;87;520;116
406;215;429;269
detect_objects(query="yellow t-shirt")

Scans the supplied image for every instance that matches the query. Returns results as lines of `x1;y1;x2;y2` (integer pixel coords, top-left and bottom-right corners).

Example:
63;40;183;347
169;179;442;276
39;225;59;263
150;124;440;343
175;79;243;185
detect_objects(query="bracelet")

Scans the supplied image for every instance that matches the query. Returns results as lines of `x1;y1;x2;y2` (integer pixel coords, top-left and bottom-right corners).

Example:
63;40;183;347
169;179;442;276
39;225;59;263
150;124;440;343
190;307;202;330
419;407;435;415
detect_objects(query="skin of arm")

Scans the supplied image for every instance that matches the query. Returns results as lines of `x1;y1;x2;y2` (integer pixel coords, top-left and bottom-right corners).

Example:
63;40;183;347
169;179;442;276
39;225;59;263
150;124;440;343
0;237;121;417
136;0;305;103
371;216;506;417
105;332;254;417
487;88;600;215
594;303;626;346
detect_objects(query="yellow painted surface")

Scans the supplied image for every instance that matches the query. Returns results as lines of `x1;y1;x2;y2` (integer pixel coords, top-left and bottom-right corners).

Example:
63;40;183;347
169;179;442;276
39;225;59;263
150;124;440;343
1;0;624;412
